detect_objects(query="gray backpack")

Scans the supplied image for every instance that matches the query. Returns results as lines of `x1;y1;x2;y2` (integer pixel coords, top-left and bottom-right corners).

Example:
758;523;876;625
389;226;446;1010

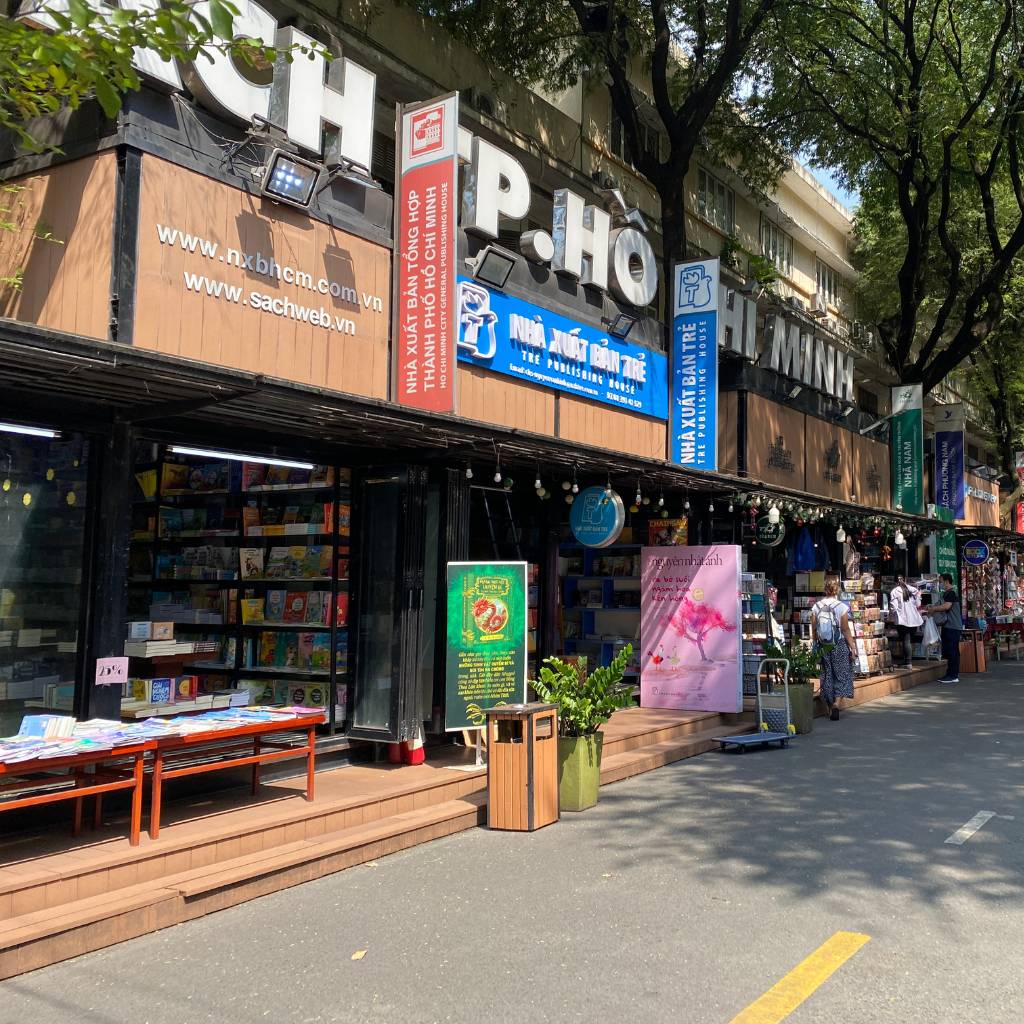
816;600;840;643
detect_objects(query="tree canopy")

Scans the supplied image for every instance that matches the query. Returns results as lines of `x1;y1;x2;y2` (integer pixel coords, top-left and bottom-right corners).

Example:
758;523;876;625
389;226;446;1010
772;0;1024;392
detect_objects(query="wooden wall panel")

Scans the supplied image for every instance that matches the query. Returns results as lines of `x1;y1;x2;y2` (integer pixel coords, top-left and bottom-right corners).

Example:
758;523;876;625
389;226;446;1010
134;155;391;398
745;393;805;490
848;432;890;509
457;366;556;435
0;153;115;340
717;390;738;474
960;472;999;527
558;397;665;460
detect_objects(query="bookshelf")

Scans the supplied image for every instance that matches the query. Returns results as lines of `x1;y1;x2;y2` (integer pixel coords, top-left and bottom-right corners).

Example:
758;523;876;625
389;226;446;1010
125;447;351;730
558;543;641;677
740;572;772;696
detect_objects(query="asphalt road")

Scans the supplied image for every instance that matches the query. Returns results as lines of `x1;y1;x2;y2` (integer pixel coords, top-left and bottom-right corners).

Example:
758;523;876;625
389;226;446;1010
3;668;1024;1024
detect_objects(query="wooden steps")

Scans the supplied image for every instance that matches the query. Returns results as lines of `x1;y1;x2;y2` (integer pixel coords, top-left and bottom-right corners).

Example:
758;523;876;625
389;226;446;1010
0;796;485;980
600;724;751;786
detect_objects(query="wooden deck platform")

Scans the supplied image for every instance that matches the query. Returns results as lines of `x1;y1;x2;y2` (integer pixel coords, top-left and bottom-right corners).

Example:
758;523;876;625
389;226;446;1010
0;662;945;979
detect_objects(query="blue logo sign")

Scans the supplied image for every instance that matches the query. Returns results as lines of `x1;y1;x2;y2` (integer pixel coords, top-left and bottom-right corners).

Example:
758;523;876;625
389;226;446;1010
456;278;668;418
935;419;965;519
963;538;990;566
569;487;626;548
671;259;719;471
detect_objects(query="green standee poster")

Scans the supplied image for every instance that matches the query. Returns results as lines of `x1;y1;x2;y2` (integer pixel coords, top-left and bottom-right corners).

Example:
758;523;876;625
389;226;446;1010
891;384;924;515
445;561;528;731
931;505;959;589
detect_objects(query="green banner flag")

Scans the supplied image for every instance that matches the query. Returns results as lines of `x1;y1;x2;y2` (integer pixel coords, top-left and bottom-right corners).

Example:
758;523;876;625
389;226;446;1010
930;504;959;588
891;384;924;515
445;561;527;731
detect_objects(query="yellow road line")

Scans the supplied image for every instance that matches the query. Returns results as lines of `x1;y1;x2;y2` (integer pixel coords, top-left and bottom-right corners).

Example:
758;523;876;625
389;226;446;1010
728;931;871;1024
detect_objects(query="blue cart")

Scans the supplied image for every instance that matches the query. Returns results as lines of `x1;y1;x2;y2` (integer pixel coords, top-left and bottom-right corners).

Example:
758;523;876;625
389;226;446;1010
716;658;794;752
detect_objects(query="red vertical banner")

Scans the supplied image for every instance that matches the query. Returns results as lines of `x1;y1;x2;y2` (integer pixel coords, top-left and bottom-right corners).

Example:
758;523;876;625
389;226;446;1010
393;94;459;413
1016;502;1024;534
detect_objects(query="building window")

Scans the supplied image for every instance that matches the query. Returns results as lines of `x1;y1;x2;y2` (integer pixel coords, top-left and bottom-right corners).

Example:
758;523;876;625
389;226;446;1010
760;217;793;278
816;259;842;307
610;112;665;167
697;168;735;234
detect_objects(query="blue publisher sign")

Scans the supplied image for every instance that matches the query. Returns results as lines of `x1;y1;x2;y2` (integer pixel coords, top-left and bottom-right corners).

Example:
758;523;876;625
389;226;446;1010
569;487;626;548
934;404;965;519
670;259;719;471
963;538;990;566
455;278;668;418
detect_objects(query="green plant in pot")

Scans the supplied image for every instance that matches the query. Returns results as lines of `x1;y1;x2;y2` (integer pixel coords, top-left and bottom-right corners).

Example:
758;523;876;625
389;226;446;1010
768;640;821;734
533;644;634;811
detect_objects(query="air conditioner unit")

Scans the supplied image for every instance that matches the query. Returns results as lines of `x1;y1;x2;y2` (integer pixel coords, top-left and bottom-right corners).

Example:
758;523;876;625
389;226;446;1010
786;296;806;312
468;88;507;123
810;292;828;317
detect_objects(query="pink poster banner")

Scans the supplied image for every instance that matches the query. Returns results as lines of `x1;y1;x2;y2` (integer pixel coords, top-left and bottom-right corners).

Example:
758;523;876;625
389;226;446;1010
640;545;742;712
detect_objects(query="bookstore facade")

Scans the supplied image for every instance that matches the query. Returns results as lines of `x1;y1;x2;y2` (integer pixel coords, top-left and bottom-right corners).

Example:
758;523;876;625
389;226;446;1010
0;28;955;755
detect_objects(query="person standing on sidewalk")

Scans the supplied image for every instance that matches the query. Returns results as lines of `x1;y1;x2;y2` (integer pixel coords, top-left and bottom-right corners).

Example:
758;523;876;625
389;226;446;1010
924;573;962;683
889;577;924;669
811;578;857;719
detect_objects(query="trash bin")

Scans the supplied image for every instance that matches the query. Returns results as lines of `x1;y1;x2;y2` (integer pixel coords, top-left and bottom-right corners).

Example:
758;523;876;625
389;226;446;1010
484;702;559;831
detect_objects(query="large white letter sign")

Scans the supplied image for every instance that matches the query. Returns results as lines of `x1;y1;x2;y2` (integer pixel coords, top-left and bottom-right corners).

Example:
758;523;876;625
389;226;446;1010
551;189;610;288
461;137;531;238
608;226;657;306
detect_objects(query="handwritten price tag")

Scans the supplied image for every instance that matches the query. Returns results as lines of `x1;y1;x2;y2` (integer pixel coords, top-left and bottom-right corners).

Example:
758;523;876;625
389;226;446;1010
95;656;129;686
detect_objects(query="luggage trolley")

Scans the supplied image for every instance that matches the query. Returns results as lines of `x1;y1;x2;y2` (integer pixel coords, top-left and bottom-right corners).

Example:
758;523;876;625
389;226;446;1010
715;658;795;752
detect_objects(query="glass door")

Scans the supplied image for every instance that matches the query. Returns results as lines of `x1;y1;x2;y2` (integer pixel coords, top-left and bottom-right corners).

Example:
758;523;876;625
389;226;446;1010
347;465;427;743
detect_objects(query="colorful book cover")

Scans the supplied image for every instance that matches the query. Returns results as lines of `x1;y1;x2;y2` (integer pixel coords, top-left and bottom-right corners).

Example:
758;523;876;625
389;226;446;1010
221;636;237;665
240;598;265;625
308;633;330;671
134;468;157;500
240;548;265;579
180;508;207;533
187;463;230;492
265;590;286;622
130;678;151;703
276;634;299;668
258;632;278;667
265;465;292;487
283;592;308;623
161;463;190;493
158;508;183;538
241;507;261;534
309;465;334;487
241;462;267;490
283;505;300;525
336;558;349;580
338;503;351;537
174;676;199;701
225;589;238;624
305;592;327;625
335;592;349;627
150;677;174;704
298;631;314;668
265;547;292;578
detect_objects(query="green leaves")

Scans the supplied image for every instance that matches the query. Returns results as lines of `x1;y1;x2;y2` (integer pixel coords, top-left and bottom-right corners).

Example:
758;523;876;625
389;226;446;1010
533;644;634;737
208;0;236;41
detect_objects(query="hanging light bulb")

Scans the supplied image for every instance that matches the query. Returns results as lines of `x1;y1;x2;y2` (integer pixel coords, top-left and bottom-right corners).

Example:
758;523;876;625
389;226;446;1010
534;470;542;490
604;476;612;498
658;494;665;508
565;494;574;505
465;465;473;480
537;487;547;498
684;497;691;511
728;500;734;513
635;481;642;505
895;529;905;548
709;501;715;513
494;464;502;484
561;480;571;491
572;481;579;494
836;525;846;544
768;503;781;525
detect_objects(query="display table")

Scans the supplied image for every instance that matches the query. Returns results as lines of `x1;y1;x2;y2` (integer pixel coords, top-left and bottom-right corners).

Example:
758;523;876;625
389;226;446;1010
0;741;154;846
148;716;324;839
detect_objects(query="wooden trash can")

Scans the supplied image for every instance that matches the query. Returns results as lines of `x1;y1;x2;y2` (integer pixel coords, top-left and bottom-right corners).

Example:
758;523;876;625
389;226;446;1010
484;703;559;831
960;630;986;674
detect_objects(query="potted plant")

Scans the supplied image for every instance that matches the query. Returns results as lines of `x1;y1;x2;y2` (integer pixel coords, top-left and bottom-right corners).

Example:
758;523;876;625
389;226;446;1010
768;640;820;734
533;644;634;811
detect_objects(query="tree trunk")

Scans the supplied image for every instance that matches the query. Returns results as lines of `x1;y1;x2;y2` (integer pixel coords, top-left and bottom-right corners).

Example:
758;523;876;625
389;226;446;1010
658;177;688;353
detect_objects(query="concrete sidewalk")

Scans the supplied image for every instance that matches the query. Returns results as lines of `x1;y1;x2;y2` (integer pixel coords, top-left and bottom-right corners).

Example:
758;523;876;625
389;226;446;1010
2;667;1023;1023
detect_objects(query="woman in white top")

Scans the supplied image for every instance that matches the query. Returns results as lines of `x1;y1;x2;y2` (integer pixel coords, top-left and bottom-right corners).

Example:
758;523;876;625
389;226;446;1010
889;577;923;670
811;578;857;720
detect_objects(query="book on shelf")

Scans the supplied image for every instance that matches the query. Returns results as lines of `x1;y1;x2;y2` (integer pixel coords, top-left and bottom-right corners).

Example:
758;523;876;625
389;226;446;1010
335;592;349;626
240;598;265;625
310;465;334;488
265;589;286;622
135;468;157;500
242;463;267;490
241;506;260;534
239;548;265;579
305;591;328;625
283;592;307;623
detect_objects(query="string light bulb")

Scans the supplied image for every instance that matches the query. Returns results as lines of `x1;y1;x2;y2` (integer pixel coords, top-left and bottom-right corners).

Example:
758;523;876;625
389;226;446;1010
465;465;473;480
709;501;715;513
768;503;780;525
836;525;846;543
658;494;665;508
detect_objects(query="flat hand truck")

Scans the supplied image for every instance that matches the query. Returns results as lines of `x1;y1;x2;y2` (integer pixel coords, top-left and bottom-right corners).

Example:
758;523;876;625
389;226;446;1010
715;658;795;752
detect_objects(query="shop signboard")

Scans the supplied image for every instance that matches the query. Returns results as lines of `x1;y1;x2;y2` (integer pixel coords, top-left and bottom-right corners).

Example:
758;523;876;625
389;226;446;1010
455;280;668;417
444;561;527;731
929;504;959;589
891;384;924;515
394;94;459;413
671;259;719;471
934;403;965;519
755;516;786;548
639;545;742;713
963;538;991;566
569;487;626;547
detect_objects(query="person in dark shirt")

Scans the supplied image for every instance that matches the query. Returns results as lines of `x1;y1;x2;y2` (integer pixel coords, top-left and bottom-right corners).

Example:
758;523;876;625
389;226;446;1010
924;573;963;683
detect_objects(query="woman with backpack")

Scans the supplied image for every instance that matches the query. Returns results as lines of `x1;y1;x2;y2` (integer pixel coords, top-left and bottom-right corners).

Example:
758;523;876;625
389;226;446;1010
811;578;857;720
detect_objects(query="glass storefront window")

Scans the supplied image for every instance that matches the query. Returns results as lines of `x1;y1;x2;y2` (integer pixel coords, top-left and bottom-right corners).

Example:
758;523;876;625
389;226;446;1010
0;431;89;734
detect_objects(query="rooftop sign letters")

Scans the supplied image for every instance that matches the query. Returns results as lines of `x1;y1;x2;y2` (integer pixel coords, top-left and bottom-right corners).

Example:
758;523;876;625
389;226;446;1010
760;314;855;402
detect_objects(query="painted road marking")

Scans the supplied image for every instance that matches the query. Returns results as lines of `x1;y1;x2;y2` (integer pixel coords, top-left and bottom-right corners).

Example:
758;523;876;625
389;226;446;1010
945;810;997;846
728;931;870;1024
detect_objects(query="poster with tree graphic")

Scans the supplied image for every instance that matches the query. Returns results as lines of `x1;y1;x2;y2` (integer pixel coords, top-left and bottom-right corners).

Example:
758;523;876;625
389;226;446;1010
445;562;528;730
640;546;742;712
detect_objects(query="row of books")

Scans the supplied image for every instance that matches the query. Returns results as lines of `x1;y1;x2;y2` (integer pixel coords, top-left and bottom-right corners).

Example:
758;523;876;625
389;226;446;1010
240;546;333;580
135;462;341;500
240;591;348;626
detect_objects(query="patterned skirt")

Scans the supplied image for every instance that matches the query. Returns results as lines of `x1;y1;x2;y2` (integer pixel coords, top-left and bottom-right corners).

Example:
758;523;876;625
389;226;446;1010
818;637;855;704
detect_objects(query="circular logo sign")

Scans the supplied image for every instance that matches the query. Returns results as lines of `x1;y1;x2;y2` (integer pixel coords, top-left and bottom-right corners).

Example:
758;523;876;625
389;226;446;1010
755;516;786;548
963;538;990;565
570;486;626;548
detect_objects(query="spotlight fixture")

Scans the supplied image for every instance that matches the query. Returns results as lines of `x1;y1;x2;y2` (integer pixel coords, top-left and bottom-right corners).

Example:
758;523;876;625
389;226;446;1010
259;149;322;209
602;312;639;339
318;157;382;192
840;403;855;418
788;384;802;399
467;243;518;289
